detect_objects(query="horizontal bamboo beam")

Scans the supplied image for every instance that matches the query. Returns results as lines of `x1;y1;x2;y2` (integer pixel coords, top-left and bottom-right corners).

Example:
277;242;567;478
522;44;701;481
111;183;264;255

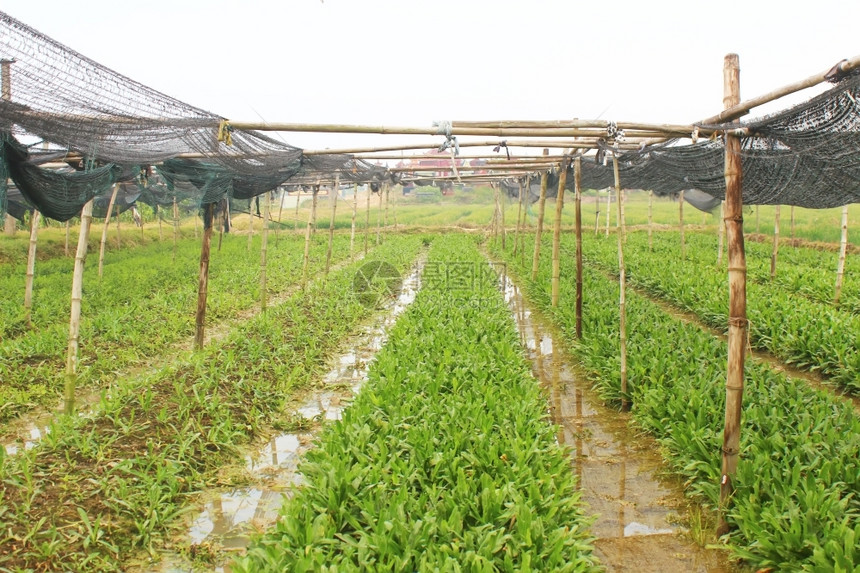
452;119;695;133
699;54;860;125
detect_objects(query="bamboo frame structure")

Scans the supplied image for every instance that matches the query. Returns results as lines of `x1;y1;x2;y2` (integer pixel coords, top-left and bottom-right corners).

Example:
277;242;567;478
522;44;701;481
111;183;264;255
98;184;119;279
718;201;725;266
574;158;583;339
260;193;270;311
719;53;748;531
64;220;70;256
364;184;370;255
551;159;569;307
194;202;215;351
834;205;850;305
247;196;255;252
326;175;340;275
24;209;40;327
513;179;524;257
376;184;383;246
771;205;781;279
302;186;319;288
531;172;549;281
350;182;358;255
64;199;94;415
613;155;630;412
492;183;500;247
500;183;506;251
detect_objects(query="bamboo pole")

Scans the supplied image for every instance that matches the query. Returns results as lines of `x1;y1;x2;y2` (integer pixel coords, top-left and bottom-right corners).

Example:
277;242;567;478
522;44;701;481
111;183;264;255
574;158;583;339
294;190;301;232
383;183;390;233
834;205;849;305
790;205;795;240
594;189;601;235
376;185;383;246
755;205;760;234
302;186;319;287
64;199;94;415
513;179;524;257
65;220;70;256
194;203;215;351
500;182;506;251
247;197;255;252
530;172;549;281
158;206;164;241
770;205;781;279
605;187;611;237
275;190;284;244
613;155;629;411
364;185;370;255
647;190;654;251
98;184;120;279
326;175;340;275
172;197;179;262
551;159;569;307
260;193;270;311
350;183;358;255
520;178;528;267
492;183;500;247
718;201;725;266
24;209;41;327
114;201;122;248
719;53;748;533
679;190;686;259
392;185;398;231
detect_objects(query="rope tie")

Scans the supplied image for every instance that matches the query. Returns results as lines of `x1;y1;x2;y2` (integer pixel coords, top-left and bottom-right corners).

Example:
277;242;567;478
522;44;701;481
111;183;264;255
723;214;744;223
606;121;618;139
493;141;511;160
727;316;753;355
217;120;233;146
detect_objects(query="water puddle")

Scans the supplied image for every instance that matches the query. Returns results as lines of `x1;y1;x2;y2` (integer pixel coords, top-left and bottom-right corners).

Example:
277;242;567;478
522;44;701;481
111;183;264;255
500;272;733;572
142;257;425;572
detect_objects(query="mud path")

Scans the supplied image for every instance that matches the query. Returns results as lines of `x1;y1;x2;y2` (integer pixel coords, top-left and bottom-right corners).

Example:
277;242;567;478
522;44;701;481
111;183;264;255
500;274;734;572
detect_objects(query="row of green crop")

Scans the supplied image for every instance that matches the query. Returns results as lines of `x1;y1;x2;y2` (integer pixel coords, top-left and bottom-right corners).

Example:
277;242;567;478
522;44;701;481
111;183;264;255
493;240;860;571
0;233;354;423
0;234;424;572
235;234;599;573
572;231;860;394
648;230;860;314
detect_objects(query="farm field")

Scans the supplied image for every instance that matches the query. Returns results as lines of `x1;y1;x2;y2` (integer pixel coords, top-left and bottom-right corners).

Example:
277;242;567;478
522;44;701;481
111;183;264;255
493;231;860;570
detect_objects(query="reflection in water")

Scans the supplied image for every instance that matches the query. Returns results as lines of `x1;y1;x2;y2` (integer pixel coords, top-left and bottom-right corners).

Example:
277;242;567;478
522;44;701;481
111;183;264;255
500;273;732;572
146;260;425;572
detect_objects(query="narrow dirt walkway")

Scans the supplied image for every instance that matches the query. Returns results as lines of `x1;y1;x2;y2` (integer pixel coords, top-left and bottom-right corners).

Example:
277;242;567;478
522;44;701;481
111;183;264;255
500;274;733;573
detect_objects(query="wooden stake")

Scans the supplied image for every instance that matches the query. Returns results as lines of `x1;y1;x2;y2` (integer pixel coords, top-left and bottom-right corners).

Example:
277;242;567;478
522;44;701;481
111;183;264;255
302;186;319;287
718;201;725;266
531;172;549;281
770;205;781;279
158;205;164;241
679;189;686;259
172;197;179;263
500;182;506;250
513;179;524;257
350;183;358;255
260;193;270;311
648;190;654;251
64;199;94;415
594;189;601;235
613;155;629;411
247;197;255;252
275;190;284;244
605;187;611;237
194;203;215;351
65;220;70;256
383;182;390;232
114;200;122;248
326;175;340;274
294;189;301;232
551;159;569;307
392;185;398;231
492;183;501;247
376;185;383;246
834;205;849;305
24;209;40;327
574;158;583;339
364;185;371;255
98;184;119;279
719;53;748;532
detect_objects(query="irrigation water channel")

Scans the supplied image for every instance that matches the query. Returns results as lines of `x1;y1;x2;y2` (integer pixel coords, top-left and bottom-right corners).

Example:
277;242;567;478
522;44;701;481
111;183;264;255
500;272;733;572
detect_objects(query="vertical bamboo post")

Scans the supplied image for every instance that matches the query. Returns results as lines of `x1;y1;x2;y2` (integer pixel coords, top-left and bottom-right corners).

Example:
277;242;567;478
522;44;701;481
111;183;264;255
679;189;686;260
574;158;583;339
302;186;319;287
24;209;41;327
275;190;284;244
594;189;601;235
383;182;390;231
719;53;748;532
551;159;568;307
513;179;524;257
350;182;358;255
605;187;611;237
392;184;398;231
500;182;506;251
194;208;199;238
834;204;849;305
64;199;94;415
2;58;15;237
98;184;120;279
531;172;549;281
790;205;795;240
755;205;760;234
260;193;270;311
520;178;529;267
326;175;340;274
613;155;629;411
158;205;164;241
294;189;301;232
114;200;122;248
172;197;179;263
247;197;255;252
718;201;725;266
364;184;371;255
65;220;70;256
194;202;215;351
647;190;654;251
492;183;500;247
770;205;781;279
376;184;383;246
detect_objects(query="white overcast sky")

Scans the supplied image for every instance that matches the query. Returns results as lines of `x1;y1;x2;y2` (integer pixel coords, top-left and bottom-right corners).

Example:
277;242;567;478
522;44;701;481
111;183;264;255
2;0;859;151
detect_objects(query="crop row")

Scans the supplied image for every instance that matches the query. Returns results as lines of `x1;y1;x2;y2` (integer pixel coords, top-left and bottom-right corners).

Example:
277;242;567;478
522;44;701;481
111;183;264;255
572;231;860;394
493;238;860;570
0;235;424;572
649;230;860;314
0;232;354;422
235;234;599;572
